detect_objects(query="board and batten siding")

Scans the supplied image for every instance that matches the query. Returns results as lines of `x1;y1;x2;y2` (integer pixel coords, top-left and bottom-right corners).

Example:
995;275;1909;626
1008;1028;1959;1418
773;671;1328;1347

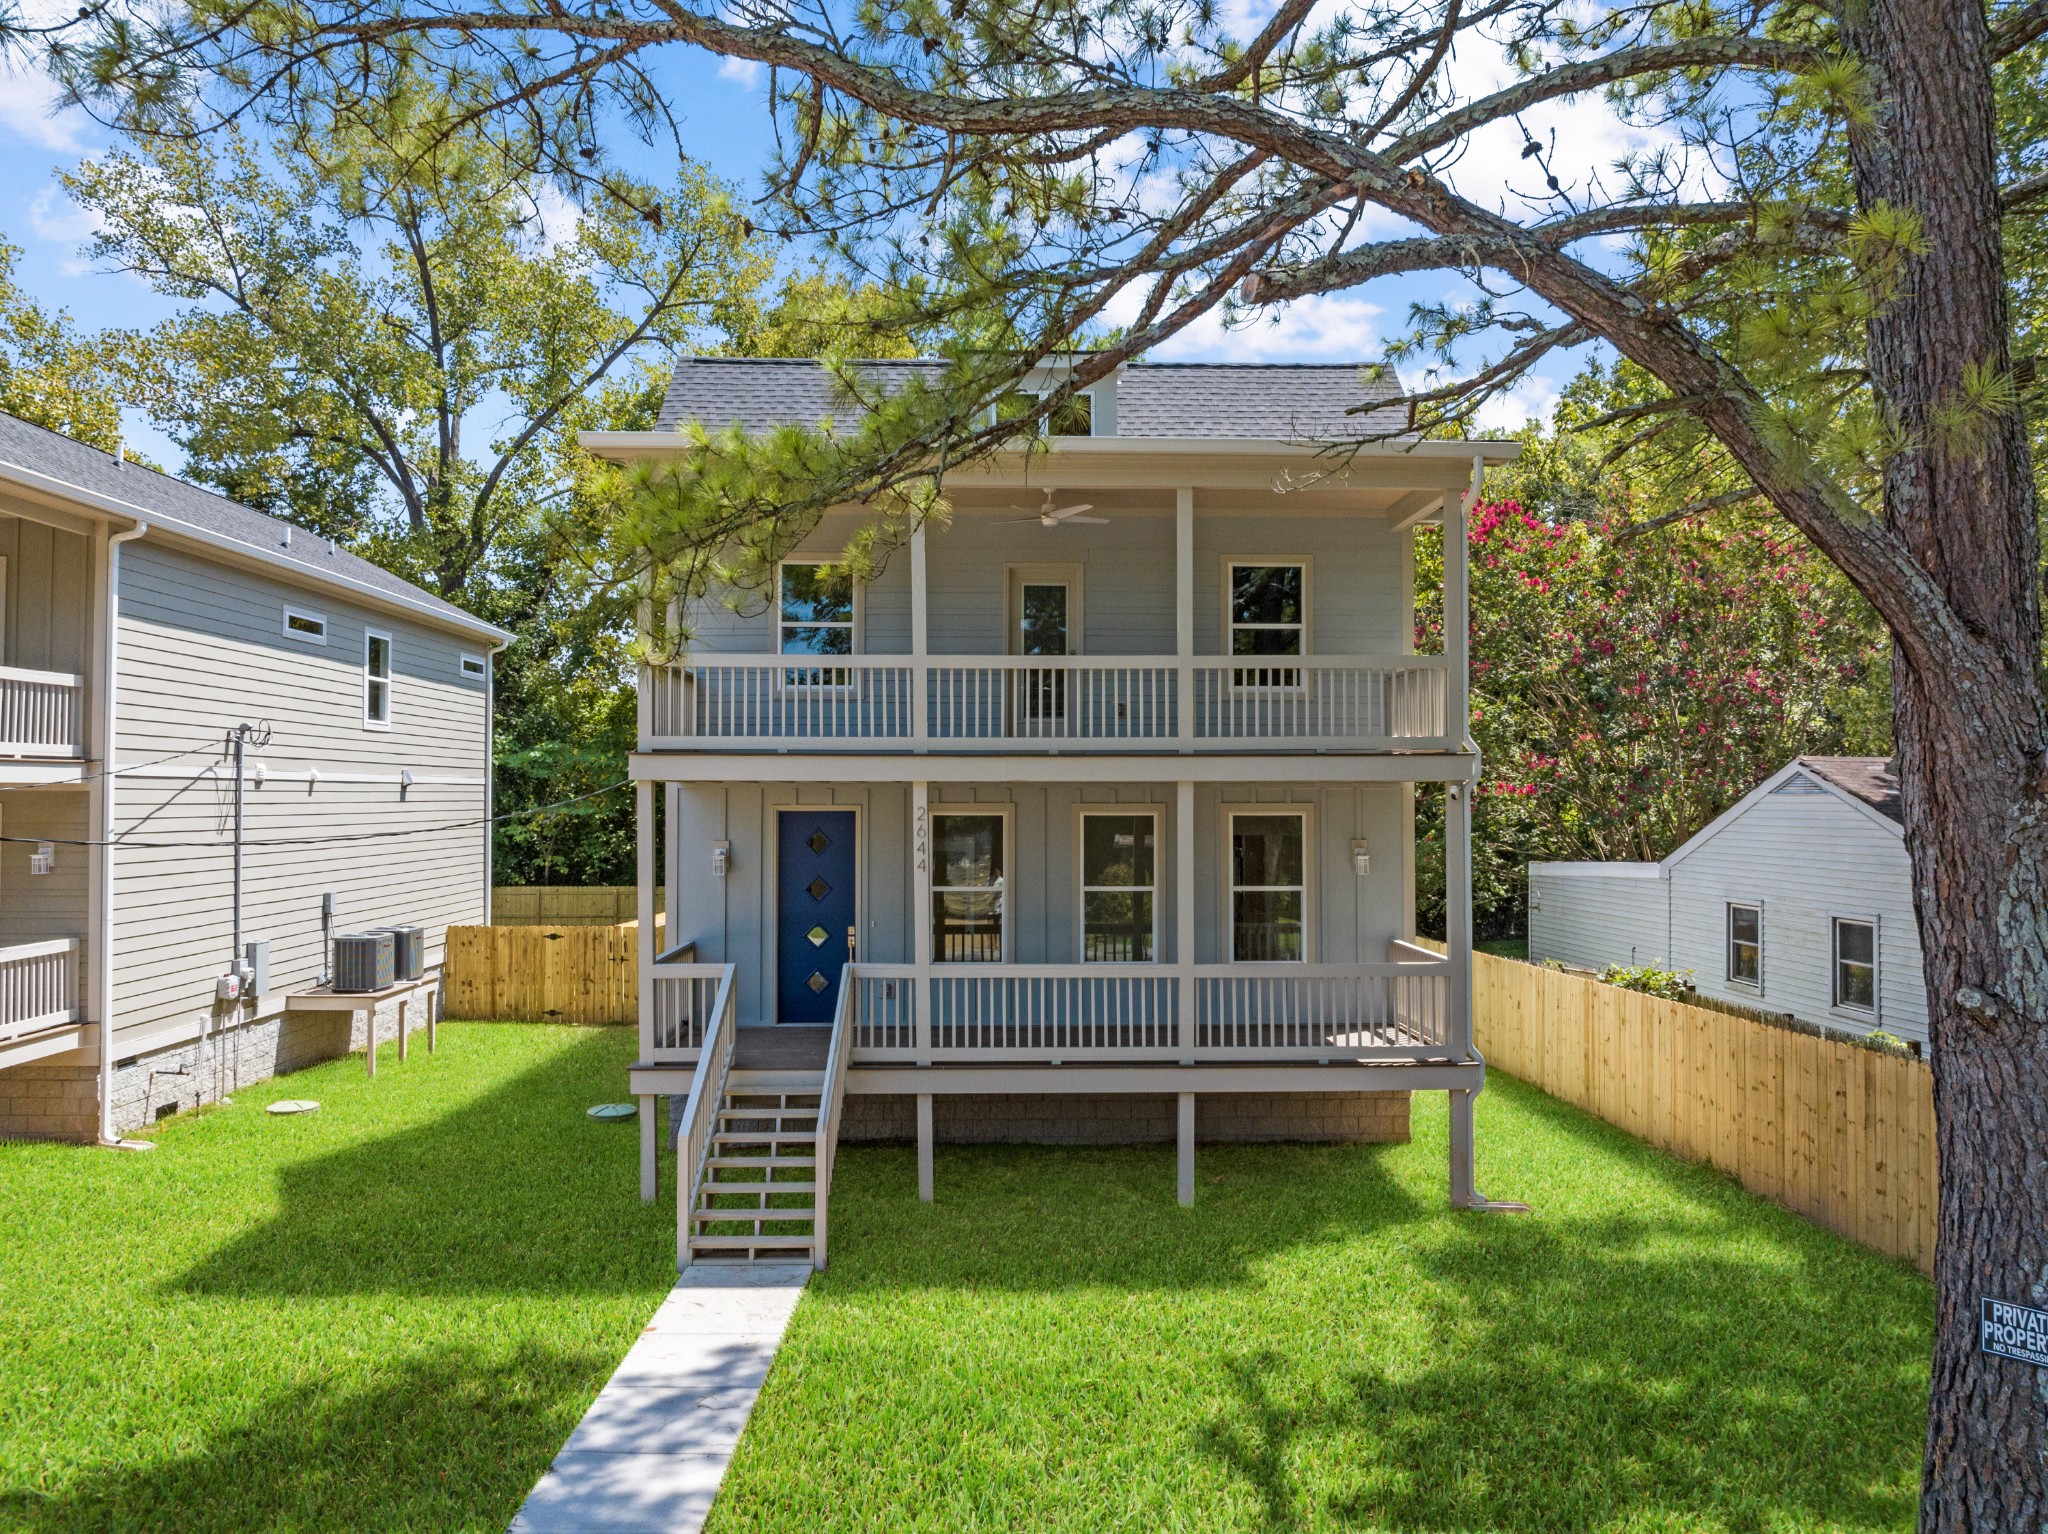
0;511;93;675
1527;863;1671;973
679;506;1416;657
1666;774;1926;1041
106;540;490;1054
666;779;1412;1026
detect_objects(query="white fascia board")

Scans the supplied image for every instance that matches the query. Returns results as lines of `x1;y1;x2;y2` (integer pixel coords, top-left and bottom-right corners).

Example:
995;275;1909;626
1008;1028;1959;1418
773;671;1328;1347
0;457;514;646
1530;861;1666;878
579;431;1520;469
630;750;1481;785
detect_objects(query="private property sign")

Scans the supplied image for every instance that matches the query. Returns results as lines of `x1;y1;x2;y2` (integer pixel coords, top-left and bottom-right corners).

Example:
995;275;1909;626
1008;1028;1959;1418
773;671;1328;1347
1980;1299;2048;1367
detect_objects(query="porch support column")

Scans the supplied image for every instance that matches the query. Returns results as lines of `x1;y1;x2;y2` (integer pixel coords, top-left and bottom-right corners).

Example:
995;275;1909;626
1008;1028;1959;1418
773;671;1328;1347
1175;488;1194;750
917;1093;935;1202
911;521;930;751
1445;455;1480;748
913;779;932;1067
1176;1091;1195;1206
1176;780;1196;1064
637;778;658;1203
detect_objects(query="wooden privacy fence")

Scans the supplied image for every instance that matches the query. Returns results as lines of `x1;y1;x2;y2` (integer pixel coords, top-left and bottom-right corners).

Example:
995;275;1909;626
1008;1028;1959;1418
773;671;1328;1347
444;915;665;1024
492;886;662;926
1470;950;1936;1273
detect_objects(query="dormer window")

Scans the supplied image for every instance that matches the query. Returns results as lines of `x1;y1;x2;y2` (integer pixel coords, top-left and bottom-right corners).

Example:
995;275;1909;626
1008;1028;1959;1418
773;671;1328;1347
992;389;1095;437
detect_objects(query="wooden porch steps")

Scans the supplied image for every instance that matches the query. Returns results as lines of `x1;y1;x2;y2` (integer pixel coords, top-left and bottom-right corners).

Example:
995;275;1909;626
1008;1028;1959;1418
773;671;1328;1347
686;1079;827;1263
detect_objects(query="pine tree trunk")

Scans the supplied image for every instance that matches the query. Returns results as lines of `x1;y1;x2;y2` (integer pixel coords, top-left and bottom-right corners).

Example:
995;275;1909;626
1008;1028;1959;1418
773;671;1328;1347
1842;0;2048;1523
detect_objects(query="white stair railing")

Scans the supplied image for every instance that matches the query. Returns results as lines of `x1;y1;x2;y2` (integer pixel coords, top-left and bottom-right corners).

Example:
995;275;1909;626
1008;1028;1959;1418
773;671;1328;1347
811;964;859;1271
673;963;738;1270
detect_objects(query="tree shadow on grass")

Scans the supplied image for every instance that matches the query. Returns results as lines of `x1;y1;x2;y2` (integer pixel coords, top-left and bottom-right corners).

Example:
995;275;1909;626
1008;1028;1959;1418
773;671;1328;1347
176;1028;673;1299
0;1342;604;1534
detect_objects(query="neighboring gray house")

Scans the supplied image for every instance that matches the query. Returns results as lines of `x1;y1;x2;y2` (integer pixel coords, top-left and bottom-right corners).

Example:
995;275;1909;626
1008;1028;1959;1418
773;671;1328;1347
1529;757;1927;1045
583;357;1526;1261
0;412;510;1141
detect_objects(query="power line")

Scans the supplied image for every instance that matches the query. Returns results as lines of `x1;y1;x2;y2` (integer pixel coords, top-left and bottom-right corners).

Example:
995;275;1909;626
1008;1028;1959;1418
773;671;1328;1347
0;778;630;851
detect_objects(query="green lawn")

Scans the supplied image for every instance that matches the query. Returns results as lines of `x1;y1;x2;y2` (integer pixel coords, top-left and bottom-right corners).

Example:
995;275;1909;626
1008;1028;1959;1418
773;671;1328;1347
2;1025;1931;1534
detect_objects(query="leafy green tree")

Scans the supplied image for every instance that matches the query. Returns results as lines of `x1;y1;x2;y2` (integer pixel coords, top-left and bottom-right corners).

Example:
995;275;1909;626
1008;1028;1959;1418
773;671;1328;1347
35;0;2048;1507
0;240;123;450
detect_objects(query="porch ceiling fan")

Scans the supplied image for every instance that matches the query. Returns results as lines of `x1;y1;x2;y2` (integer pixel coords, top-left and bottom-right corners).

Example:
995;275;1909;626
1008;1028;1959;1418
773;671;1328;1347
1003;490;1106;527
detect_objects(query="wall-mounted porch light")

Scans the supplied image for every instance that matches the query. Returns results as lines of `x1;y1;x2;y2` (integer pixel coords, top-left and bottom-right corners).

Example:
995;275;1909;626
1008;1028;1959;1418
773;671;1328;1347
1351;839;1372;877
711;841;731;877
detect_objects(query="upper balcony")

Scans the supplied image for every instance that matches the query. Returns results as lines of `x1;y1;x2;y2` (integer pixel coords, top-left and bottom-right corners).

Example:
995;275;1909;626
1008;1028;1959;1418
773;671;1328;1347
643;653;1452;752
2;507;95;776
0;666;87;762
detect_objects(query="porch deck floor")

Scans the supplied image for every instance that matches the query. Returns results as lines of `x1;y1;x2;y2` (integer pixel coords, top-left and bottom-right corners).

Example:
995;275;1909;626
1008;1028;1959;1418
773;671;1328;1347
732;1026;832;1071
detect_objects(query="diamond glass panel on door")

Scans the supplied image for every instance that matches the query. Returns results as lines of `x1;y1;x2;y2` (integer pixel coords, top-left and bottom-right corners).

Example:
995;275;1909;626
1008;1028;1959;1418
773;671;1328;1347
777;810;857;1022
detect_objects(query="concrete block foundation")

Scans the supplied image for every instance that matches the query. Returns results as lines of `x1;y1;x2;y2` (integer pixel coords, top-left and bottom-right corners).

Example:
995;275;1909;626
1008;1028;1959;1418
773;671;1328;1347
0;994;433;1143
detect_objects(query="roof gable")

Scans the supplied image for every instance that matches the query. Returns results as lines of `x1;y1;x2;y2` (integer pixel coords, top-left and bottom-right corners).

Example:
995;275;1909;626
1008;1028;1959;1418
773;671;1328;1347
0;411;507;642
1663;757;1905;871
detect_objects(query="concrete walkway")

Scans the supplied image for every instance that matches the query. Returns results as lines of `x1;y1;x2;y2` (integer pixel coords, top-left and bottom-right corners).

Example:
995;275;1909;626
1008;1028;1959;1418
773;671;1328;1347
509;1263;812;1534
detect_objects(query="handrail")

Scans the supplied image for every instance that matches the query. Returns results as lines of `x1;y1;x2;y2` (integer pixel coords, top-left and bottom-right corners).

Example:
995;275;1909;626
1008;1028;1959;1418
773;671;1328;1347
673;962;738;1271
652;652;1444;670
0;664;86;688
811;963;859;1271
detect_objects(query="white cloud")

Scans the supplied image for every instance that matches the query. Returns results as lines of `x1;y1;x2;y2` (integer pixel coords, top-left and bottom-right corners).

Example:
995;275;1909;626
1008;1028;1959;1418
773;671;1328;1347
0;63;90;152
29;185;104;274
1474;371;1562;430
528;180;583;252
1148;292;1386;362
718;56;766;88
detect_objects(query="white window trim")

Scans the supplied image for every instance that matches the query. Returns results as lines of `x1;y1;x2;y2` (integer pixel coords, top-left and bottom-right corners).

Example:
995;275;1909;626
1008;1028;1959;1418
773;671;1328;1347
930;804;1014;964
1075;805;1162;964
1006;564;1086;656
460;652;487;679
363;628;393;730
988;387;1098;436
1829;911;1881;1020
282;604;328;646
1223;803;1314;964
776;557;861;688
1221;555;1312;691
1725;898;1764;992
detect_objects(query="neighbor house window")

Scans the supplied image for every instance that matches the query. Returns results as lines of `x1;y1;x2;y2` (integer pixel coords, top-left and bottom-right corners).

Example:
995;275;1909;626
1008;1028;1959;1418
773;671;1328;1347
283;606;328;645
932;812;1005;962
1081;811;1158;962
779;560;855;685
1231;810;1306;962
1727;903;1762;987
1833;918;1877;1013
363;630;392;727
1228;562;1306;687
460;653;486;679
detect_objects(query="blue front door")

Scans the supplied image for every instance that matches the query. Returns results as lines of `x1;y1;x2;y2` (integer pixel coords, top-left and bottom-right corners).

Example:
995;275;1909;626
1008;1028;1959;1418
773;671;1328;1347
777;811;857;1023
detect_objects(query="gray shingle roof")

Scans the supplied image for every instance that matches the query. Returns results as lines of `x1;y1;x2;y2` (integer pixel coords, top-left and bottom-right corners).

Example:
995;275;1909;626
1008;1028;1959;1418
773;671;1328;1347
1799;756;1903;825
0;411;506;640
654;357;1408;440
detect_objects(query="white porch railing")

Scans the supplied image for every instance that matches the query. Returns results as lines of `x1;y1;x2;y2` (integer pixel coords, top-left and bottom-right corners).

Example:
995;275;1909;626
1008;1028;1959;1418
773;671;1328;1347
1192;659;1449;747
0;938;83;1044
643;654;1450;751
644;946;725;1063
0;667;86;758
812;964;858;1271
829;956;1455;1064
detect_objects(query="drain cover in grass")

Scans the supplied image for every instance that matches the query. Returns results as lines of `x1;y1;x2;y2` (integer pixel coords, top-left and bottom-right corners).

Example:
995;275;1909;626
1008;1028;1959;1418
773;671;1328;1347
587;1102;638;1121
267;1100;320;1115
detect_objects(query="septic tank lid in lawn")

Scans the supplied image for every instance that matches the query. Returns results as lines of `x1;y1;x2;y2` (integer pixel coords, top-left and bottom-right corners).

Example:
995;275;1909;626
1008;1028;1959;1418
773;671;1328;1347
587;1102;637;1121
267;1100;320;1115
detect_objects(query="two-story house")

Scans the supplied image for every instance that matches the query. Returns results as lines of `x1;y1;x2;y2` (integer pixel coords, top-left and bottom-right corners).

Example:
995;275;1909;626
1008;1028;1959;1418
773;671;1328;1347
583;358;1521;1263
0;411;509;1143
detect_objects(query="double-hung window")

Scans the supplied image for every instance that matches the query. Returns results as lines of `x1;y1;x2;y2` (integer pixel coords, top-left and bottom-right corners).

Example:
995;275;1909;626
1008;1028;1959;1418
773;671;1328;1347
1080;811;1158;962
1228;562;1306;688
1833;917;1877;1013
778;560;856;686
363;629;392;728
932;812;1006;962
1230;810;1306;962
1727;903;1762;987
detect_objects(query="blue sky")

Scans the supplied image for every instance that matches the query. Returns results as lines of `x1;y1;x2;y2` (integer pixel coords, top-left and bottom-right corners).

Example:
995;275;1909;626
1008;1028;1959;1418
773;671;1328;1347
0;29;1634;470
